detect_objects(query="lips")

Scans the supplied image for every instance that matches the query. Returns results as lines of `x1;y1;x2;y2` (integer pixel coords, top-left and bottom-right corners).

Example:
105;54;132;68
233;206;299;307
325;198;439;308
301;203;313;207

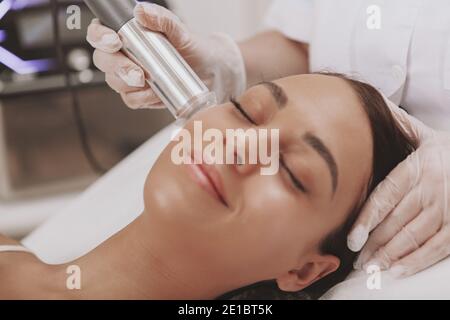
186;151;228;207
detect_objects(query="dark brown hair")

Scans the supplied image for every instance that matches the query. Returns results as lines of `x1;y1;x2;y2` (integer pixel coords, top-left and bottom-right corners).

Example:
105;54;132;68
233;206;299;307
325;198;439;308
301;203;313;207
304;73;417;299
217;73;417;300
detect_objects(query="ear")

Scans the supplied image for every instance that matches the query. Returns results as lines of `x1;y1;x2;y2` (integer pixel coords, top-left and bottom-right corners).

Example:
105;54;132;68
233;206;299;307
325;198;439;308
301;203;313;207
276;254;340;292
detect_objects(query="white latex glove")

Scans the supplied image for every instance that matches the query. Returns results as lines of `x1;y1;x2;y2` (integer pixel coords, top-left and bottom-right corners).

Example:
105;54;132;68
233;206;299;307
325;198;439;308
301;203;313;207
347;98;450;278
86;2;246;110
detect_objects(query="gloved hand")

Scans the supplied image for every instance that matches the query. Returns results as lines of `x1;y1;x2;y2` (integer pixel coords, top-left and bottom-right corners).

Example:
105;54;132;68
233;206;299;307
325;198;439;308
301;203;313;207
86;2;246;110
348;98;450;278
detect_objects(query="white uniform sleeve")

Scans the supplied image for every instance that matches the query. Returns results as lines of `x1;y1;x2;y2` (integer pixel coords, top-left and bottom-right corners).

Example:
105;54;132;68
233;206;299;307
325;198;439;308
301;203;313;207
264;0;314;44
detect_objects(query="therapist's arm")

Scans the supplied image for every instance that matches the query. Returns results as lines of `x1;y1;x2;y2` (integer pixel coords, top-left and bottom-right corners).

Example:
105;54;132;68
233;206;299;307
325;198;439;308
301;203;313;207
239;31;310;87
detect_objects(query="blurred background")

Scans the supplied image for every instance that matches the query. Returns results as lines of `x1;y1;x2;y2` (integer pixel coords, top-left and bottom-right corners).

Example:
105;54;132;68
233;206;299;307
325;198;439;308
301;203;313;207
0;0;272;238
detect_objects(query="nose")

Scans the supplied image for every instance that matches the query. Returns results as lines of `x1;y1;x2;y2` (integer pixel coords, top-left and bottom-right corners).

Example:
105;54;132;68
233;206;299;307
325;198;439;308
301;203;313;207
233;149;260;175
224;131;272;176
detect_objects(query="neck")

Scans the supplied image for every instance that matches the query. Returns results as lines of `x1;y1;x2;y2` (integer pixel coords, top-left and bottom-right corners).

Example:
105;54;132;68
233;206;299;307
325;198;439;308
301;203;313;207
57;212;231;299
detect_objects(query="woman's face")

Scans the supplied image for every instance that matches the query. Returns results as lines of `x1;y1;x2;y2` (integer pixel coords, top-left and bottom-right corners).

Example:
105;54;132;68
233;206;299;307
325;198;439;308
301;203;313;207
143;74;373;293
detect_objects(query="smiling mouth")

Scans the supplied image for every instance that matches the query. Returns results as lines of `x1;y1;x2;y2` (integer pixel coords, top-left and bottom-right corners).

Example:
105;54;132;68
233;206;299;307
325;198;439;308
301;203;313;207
186;152;229;207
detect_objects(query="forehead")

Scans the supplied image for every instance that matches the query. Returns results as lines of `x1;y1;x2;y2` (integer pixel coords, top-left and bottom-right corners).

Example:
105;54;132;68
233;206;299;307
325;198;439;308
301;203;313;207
274;74;373;207
276;74;363;119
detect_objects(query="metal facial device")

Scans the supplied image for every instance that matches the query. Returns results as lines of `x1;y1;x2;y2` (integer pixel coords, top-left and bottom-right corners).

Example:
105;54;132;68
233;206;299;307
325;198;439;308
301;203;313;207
84;0;217;120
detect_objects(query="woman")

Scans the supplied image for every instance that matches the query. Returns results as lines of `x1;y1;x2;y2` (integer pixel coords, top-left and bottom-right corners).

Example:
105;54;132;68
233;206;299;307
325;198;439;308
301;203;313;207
0;73;415;299
87;1;450;277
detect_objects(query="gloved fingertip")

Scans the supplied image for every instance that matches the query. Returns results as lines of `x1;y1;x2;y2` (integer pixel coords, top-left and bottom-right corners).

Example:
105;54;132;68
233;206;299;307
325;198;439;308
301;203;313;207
116;68;146;88
87;30;122;52
134;2;156;20
347;225;368;252
99;33;122;51
122;89;160;110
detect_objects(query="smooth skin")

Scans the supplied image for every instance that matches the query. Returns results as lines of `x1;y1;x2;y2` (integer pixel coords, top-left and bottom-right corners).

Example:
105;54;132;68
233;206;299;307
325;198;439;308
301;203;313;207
0;74;373;299
88;2;450;278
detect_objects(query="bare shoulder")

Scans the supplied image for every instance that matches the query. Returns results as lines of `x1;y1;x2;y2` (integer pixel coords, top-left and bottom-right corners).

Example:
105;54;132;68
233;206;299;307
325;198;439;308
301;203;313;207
0;235;56;299
0;233;23;293
0;254;36;298
0;235;72;299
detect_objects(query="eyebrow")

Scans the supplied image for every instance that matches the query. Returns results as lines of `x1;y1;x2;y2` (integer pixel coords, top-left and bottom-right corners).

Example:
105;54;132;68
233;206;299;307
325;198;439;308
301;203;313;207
260;81;288;109
303;132;339;195
258;81;338;194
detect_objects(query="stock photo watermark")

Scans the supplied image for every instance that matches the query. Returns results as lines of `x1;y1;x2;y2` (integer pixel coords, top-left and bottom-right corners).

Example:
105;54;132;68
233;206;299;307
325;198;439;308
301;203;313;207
367;5;382;30
66;4;382;31
66;265;82;290
171;121;280;176
66;5;82;30
366;264;382;290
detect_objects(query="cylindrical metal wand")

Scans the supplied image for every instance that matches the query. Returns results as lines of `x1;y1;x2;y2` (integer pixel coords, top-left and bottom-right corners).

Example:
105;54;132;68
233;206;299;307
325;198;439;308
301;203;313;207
84;0;217;120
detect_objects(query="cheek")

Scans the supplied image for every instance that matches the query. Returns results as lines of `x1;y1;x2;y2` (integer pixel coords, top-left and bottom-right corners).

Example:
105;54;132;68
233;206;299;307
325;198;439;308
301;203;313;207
142;104;240;226
231;177;317;272
143;143;182;212
144;144;227;226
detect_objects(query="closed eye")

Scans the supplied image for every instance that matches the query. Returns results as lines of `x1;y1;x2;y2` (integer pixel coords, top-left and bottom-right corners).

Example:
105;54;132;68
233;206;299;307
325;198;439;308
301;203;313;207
231;99;306;192
230;98;256;125
280;155;308;193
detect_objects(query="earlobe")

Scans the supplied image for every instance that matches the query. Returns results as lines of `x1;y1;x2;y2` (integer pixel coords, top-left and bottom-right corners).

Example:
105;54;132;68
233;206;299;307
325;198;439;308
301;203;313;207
276;255;340;292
